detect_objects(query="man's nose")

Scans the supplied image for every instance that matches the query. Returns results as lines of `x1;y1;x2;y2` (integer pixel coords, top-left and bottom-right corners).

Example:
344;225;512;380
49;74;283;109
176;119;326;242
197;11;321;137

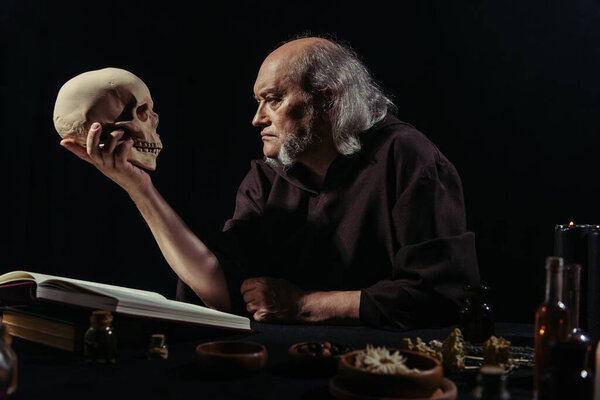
252;103;270;127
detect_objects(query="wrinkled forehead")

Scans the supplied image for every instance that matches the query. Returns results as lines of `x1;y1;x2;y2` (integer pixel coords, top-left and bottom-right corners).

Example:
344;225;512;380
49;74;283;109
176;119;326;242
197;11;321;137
253;55;298;97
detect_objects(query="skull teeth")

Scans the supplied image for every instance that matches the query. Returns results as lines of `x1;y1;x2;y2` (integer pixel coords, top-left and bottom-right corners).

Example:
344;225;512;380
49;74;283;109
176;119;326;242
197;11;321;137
133;141;162;154
136;147;161;154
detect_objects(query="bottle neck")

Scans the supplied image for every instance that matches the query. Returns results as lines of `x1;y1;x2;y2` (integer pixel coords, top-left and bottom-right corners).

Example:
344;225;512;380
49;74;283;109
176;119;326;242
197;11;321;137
545;266;564;303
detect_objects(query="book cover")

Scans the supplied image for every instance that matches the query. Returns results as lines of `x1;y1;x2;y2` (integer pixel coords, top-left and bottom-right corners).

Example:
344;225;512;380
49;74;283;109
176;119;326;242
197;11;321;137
1;304;235;352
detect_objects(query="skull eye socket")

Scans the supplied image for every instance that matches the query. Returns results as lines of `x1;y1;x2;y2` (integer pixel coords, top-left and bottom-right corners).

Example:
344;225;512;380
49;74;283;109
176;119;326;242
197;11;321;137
136;104;149;122
115;98;136;122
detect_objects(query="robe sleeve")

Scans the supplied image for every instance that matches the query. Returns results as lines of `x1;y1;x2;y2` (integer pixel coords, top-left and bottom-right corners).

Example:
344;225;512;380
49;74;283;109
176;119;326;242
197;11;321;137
359;152;481;330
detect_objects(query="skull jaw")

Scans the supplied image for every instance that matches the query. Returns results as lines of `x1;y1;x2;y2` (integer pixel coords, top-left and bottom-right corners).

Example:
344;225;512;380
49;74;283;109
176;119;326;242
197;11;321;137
129;148;159;171
66;134;160;171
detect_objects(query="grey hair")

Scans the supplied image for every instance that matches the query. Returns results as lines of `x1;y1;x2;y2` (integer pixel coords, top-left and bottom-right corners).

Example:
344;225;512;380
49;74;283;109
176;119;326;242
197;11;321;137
286;36;396;156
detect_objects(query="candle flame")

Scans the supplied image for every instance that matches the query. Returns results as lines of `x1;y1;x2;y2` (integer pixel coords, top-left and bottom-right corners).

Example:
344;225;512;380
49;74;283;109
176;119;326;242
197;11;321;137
568;221;574;227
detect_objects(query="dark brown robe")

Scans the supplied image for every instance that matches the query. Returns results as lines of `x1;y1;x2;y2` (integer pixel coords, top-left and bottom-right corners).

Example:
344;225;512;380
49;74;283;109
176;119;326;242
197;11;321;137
178;115;480;330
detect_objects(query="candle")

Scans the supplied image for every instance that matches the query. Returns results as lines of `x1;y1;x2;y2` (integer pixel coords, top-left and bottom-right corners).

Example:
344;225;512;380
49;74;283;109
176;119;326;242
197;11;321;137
554;222;589;266
587;228;600;342
554;223;600;342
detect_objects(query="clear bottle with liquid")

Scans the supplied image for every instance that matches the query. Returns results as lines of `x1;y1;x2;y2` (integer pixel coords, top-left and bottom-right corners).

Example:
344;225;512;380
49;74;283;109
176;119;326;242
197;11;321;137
534;256;570;394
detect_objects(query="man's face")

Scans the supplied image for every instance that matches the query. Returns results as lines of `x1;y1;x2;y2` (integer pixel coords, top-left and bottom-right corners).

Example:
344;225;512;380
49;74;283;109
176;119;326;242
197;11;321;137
252;55;316;165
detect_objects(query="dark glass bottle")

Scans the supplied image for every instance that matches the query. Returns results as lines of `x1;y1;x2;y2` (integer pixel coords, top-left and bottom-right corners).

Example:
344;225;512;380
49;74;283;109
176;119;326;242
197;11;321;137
471;365;510;399
534;257;570;394
0;324;17;399
459;285;495;344
538;340;592;400
84;310;117;364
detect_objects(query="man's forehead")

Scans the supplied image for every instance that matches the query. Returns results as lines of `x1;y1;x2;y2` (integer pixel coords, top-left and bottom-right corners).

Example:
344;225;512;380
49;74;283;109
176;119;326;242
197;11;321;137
253;57;292;96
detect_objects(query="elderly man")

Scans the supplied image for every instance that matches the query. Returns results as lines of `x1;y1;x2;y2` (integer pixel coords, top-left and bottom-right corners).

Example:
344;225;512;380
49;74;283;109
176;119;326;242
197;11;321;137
61;36;480;330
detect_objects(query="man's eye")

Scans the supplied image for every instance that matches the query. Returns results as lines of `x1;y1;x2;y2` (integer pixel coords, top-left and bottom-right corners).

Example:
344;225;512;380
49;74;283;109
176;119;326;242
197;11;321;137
267;97;281;104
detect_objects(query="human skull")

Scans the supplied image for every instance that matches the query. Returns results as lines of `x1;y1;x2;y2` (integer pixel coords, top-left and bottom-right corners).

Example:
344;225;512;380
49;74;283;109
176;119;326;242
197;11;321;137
53;67;162;171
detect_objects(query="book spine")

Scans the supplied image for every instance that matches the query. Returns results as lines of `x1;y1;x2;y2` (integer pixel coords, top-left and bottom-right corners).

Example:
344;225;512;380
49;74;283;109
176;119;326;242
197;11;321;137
0;282;37;303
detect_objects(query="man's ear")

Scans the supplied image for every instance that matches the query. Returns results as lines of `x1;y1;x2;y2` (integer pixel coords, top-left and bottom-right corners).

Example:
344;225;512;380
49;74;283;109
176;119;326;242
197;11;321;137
315;87;334;118
321;87;334;110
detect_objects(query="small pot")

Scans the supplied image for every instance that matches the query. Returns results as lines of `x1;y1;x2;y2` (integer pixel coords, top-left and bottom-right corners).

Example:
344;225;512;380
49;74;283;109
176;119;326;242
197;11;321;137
194;340;268;377
336;349;443;398
288;341;353;377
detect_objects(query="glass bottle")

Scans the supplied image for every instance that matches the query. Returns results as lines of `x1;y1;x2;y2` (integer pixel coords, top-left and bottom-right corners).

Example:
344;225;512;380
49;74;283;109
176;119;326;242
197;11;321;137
538;340;592;400
0;324;17;399
534;256;570;394
594;339;600;400
459;285;495;344
84;310;117;364
565;264;593;362
147;333;168;360
471;365;510;399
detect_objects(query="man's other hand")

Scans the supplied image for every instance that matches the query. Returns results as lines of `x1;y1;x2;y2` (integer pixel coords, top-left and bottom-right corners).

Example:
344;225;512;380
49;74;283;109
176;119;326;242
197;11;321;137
240;277;307;322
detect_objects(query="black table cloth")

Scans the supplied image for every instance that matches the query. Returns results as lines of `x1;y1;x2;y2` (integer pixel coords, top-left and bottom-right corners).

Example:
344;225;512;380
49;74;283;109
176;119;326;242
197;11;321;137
8;322;534;399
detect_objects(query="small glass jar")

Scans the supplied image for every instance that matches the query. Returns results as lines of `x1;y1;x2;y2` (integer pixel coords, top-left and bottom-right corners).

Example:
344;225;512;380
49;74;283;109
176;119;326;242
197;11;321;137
0;324;17;399
471;365;510;399
84;310;117;364
458;285;495;344
147;334;168;360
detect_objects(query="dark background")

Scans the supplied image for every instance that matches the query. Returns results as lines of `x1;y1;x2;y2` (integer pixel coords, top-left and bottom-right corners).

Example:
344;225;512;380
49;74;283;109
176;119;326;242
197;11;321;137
1;0;598;324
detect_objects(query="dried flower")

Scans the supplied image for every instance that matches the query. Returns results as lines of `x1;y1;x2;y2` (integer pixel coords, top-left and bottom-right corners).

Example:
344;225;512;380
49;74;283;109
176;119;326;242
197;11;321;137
482;336;511;366
354;345;420;375
441;328;466;373
402;337;443;362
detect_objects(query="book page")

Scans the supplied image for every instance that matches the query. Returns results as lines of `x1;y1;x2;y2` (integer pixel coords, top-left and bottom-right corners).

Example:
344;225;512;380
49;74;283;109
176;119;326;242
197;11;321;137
1;270;251;331
38;272;165;300
0;271;36;284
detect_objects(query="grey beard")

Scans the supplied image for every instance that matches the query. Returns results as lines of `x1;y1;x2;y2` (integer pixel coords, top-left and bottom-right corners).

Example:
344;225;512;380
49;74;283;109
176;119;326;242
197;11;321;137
265;128;319;170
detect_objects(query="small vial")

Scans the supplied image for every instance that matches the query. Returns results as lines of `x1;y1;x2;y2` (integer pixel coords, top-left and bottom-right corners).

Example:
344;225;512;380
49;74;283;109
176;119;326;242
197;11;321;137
471;365;510;399
147;334;168;360
84;310;117;364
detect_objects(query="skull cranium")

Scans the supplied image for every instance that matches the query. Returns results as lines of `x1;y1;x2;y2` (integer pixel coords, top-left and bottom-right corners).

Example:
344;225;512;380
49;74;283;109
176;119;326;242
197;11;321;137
53;67;162;171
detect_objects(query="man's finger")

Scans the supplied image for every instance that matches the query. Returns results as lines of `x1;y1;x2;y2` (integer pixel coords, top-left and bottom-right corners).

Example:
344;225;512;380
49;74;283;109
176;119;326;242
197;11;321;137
240;278;259;295
246;302;258;313
241;290;257;304
253;310;269;322
86;122;103;158
105;129;125;154
114;138;134;167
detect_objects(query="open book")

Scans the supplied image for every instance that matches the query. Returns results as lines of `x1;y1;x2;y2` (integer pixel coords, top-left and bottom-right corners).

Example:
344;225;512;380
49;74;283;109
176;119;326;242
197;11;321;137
0;270;250;332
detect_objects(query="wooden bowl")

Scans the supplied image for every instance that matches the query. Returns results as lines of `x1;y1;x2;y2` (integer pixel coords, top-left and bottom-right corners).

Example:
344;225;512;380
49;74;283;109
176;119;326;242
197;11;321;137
335;349;444;398
288;341;353;377
194;340;268;377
